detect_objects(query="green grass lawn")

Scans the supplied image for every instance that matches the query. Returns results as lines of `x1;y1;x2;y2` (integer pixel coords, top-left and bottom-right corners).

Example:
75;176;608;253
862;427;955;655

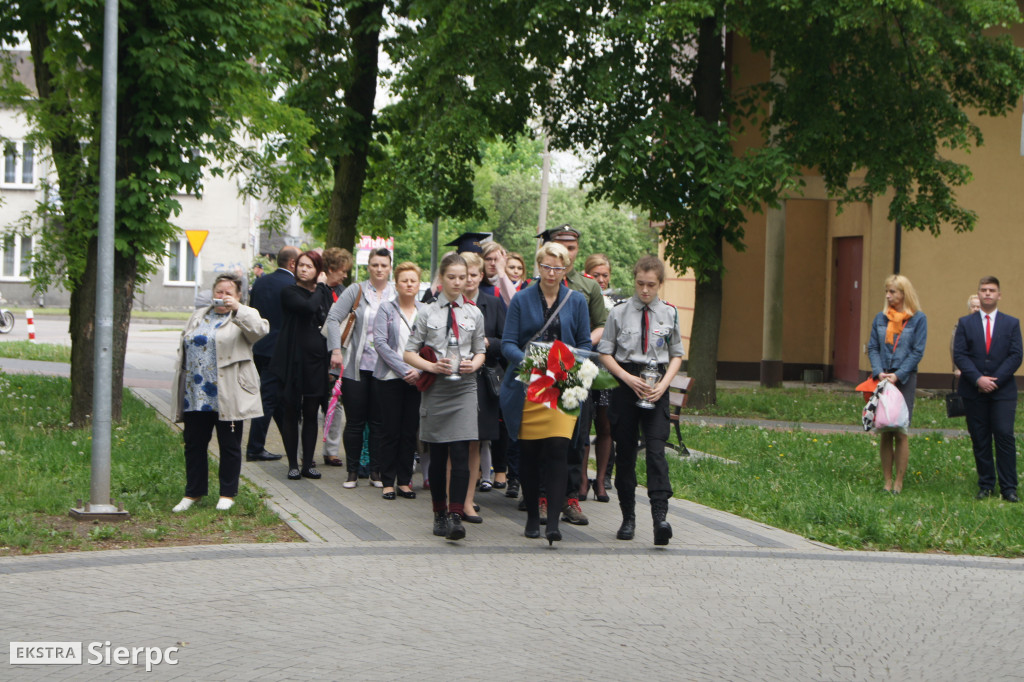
0;340;72;363
0;372;296;555
655;423;1024;556
682;386;1017;431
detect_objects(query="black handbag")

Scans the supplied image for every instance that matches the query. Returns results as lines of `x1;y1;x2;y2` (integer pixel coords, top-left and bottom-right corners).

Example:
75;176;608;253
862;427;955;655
481;365;501;398
946;376;966;418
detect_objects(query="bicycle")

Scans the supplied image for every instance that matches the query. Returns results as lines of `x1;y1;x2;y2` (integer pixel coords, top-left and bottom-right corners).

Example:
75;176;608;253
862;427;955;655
0;290;15;334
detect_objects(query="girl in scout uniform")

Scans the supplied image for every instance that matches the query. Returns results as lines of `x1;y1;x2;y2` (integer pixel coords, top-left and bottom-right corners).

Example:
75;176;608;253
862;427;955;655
404;253;486;541
596;255;684;546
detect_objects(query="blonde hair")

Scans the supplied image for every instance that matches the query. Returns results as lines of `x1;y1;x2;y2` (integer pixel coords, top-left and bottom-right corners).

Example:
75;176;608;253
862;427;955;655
884;274;921;315
506;252;525;269
967;294;980;311
394;261;422;280
584;253;610;274
461;252;484;272
536;242;571;268
480;242;504;258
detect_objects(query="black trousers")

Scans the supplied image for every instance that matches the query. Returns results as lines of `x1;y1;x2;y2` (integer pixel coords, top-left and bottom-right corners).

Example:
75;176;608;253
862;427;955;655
280;396;321;469
491;417;509;475
566;394;594;498
520;437;570;534
183;411;242;498
342;370;381;473
965;396;1018;493
374;377;420;488
246;355;283;456
609;383;673;505
428;441;470;513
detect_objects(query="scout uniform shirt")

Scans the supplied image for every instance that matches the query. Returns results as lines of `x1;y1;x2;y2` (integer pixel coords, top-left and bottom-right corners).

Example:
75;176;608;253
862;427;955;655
405;293;486;361
565;268;608;332
597;295;684;367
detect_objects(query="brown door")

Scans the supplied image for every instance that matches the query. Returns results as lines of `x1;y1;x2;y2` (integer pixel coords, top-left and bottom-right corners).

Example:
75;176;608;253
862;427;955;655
833;237;863;382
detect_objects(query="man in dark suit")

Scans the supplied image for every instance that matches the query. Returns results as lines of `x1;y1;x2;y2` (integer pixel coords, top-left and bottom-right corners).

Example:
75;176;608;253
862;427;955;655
953;276;1023;502
244;245;301;462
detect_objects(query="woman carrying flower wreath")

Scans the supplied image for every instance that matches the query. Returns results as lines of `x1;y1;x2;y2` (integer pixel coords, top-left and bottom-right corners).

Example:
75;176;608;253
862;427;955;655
597;255;684;546
500;242;594;545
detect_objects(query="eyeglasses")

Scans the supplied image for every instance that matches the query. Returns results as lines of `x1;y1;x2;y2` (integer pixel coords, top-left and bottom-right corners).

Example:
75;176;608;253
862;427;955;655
539;264;567;273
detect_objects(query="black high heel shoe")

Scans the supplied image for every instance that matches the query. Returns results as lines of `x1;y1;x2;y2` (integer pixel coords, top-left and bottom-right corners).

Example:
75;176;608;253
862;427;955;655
546;529;562;545
524;518;541;539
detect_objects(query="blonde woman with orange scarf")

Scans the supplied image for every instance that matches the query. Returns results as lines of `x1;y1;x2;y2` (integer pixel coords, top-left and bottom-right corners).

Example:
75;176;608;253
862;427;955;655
867;274;928;494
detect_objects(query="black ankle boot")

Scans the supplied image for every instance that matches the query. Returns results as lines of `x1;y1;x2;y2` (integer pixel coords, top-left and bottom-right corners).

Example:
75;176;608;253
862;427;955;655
432;511;448;537
616;502;636;540
446;512;466;541
651;499;673;546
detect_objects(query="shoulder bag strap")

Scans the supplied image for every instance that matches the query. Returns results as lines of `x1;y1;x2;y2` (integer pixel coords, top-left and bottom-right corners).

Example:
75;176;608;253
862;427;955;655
523;288;573;350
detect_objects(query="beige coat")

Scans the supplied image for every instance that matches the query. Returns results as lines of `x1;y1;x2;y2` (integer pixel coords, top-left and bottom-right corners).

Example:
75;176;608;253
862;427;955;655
172;305;269;422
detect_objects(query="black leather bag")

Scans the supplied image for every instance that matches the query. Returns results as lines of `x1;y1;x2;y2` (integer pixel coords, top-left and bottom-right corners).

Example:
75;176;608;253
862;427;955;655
946;377;966;418
481;365;501;398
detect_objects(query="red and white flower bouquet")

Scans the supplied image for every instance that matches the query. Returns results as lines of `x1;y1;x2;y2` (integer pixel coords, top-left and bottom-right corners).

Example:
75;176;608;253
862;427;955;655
517;340;617;416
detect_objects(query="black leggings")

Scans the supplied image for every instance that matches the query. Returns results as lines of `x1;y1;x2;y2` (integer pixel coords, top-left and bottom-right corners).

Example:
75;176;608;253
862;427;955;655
428;441;470;514
519;436;570;535
280;396;321;470
342;371;380;473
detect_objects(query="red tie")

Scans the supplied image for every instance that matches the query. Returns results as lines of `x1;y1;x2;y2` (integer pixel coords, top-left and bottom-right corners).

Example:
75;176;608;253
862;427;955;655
985;314;992;354
448;301;460;341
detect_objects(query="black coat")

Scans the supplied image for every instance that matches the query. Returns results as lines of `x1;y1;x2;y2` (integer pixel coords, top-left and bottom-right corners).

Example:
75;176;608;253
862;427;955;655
249;267;295;359
270;283;333;404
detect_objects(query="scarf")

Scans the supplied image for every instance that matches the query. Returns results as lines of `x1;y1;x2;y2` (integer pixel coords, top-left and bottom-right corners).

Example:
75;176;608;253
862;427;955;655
884;308;912;345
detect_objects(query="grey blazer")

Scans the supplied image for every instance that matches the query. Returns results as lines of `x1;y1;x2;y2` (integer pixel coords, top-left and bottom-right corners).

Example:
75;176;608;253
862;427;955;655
373;298;425;380
325;280;395;381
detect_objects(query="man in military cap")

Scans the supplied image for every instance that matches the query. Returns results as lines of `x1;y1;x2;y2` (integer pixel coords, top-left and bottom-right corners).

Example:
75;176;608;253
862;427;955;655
532;223;607;525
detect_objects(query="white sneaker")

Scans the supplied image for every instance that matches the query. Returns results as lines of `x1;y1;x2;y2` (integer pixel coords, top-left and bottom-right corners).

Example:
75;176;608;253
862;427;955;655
215;497;235;511
172;497;196;513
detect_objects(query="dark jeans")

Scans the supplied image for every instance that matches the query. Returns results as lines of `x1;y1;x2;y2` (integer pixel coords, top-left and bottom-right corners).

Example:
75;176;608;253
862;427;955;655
183;411;242;498
342;371;380;473
520;437;570;535
246;355;283;456
965;396;1018;493
609;383;673;505
428;441;470;514
280;396;321;469
374;377;420;488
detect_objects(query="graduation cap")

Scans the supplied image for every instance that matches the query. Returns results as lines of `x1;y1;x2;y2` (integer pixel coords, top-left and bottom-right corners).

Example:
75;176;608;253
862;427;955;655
535;223;580;244
445;232;493;254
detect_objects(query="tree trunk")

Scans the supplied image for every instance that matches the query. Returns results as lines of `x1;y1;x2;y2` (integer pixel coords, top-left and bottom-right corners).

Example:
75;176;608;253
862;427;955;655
69;239;137;425
685;8;727;408
687;243;724;409
325;0;385;251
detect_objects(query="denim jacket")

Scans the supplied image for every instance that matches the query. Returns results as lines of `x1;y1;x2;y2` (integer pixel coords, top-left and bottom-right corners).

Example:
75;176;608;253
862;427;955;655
867;310;928;384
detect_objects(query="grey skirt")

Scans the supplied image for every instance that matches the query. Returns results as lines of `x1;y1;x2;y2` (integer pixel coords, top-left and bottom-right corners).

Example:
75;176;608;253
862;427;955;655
419;371;479;443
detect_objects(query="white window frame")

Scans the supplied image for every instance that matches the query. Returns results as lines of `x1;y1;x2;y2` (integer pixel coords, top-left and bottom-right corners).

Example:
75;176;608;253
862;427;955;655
164;237;199;286
0;233;35;281
1;140;37;189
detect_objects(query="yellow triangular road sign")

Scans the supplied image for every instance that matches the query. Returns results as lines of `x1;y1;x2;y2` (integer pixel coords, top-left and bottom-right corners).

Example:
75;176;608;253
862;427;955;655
185;230;209;257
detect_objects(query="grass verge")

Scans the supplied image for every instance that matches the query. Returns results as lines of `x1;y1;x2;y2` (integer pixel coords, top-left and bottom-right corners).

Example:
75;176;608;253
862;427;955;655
655;423;1024;556
682;386;1016;431
0;340;72;363
0;372;298;555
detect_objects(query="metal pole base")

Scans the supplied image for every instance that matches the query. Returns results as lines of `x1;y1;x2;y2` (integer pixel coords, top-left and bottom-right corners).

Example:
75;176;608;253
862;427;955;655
69;499;131;522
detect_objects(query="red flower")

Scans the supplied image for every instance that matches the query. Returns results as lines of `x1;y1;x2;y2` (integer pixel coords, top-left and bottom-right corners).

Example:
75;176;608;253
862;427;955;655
547;340;575;381
526;373;560;407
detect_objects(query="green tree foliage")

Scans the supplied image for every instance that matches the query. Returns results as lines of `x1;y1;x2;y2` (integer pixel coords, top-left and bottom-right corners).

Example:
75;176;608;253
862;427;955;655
0;0;316;422
391;137;658;289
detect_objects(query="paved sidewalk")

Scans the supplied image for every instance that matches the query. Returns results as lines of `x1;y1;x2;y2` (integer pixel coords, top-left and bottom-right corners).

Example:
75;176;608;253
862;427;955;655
2;358;1022;680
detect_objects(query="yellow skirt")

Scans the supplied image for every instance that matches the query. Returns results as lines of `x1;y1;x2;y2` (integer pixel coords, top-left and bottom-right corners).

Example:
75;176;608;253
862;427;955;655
519;398;578;440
